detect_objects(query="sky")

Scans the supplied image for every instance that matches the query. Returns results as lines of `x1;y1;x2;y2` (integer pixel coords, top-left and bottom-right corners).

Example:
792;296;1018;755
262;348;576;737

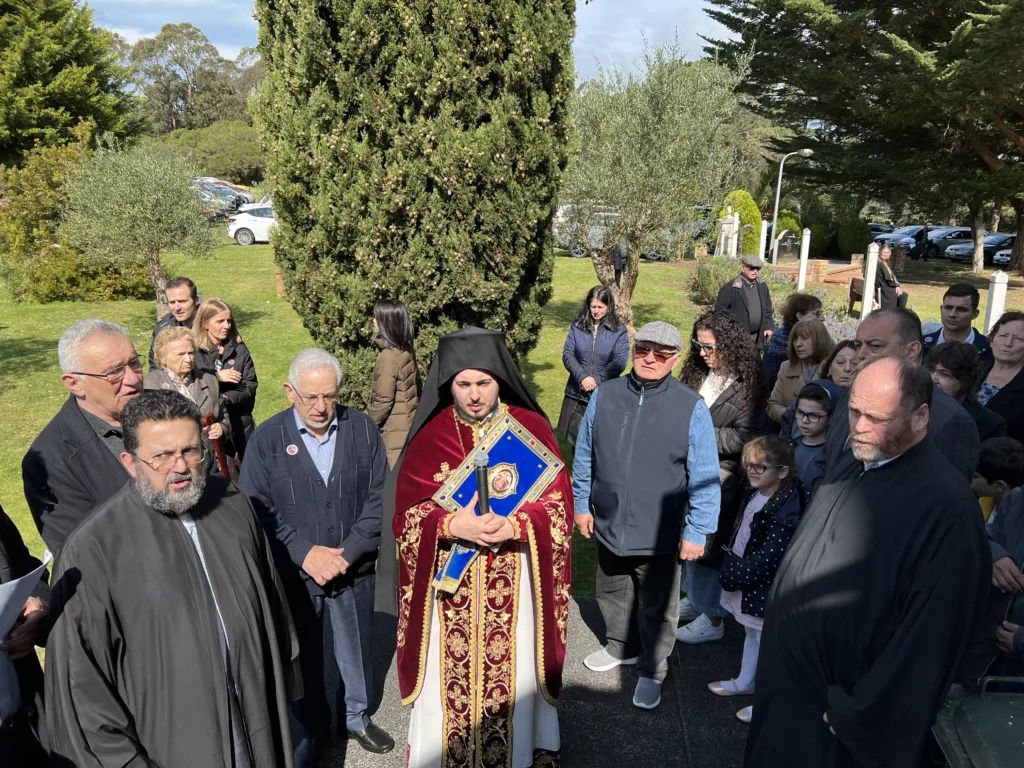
88;0;730;78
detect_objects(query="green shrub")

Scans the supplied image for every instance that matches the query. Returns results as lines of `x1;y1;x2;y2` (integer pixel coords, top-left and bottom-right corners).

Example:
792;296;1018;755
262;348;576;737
157;120;265;184
809;223;835;253
775;209;801;238
0;130;152;303
711;189;764;255
837;215;872;258
688;255;793;308
254;0;575;406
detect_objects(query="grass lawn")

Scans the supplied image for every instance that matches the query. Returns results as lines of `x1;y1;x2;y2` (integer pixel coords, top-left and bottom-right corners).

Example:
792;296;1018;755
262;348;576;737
3;243;1023;596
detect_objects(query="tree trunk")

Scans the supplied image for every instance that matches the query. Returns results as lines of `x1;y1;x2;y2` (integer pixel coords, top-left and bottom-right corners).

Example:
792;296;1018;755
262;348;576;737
1013;198;1024;273
591;241;640;331
147;253;169;318
971;206;986;275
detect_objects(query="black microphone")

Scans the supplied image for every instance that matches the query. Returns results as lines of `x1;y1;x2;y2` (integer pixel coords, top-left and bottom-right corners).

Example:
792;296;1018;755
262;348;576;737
473;451;491;517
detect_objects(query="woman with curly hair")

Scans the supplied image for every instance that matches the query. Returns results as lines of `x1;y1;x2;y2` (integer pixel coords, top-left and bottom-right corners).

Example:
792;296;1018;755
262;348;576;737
676;310;770;646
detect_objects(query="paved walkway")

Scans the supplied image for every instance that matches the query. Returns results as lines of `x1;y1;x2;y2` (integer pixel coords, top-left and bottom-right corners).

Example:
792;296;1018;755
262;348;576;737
320;598;749;767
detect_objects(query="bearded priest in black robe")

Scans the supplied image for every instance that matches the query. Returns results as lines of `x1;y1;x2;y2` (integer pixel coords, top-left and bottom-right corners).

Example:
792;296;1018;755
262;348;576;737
745;357;991;768
45;390;300;768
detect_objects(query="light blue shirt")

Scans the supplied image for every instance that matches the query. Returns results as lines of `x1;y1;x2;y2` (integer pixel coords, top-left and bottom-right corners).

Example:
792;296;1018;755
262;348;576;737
293;407;338;480
571;387;722;546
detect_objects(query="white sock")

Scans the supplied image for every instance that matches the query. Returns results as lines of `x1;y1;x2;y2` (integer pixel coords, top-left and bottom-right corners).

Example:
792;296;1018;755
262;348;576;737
734;626;761;690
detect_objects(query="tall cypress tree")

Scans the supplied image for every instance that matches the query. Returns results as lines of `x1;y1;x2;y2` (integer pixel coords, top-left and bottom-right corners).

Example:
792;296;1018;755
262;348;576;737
253;0;575;405
0;0;133;165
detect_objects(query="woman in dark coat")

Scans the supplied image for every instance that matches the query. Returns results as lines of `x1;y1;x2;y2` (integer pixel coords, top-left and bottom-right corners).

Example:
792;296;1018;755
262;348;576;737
676;310;769;645
557;285;629;445
193;298;258;458
762;292;823;389
979;311;1024;442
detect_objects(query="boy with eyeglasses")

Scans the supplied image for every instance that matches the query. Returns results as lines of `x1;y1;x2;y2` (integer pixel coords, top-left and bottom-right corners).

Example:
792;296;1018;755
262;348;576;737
790;381;840;493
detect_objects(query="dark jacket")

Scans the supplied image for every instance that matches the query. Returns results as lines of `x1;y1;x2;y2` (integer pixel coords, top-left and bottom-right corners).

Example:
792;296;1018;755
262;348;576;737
0;504;49;763
872;258;901;309
562;324;629;401
706;375;769;568
147;312;193;370
22;396;130;553
963;397;1007;441
194;339;258;457
239;406;387;596
611;245;626;271
714;276;775;344
719;478;809;618
981;361;1024;443
988;488;1024;658
762;324;790;388
586;374;702;556
923;328;994;366
367;344;419;468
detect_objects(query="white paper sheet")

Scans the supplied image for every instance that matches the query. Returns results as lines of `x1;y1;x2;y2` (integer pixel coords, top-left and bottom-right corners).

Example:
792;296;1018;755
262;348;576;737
0;551;51;641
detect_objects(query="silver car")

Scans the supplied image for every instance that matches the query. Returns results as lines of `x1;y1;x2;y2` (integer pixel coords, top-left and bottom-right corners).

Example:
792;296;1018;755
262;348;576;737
924;227;974;259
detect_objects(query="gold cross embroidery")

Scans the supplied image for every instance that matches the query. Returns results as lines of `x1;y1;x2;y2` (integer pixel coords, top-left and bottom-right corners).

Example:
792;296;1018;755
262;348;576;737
433;462;452;483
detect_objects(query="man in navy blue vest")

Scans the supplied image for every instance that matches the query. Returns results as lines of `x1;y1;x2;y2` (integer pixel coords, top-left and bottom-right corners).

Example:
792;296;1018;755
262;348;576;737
239;348;392;763
571;321;722;710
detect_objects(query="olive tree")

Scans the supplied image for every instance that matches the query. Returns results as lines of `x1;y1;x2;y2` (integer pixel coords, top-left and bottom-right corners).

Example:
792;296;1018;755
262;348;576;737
61;139;212;316
563;41;768;326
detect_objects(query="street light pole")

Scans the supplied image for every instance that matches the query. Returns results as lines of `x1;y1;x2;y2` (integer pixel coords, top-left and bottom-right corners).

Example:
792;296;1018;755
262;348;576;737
770;148;813;262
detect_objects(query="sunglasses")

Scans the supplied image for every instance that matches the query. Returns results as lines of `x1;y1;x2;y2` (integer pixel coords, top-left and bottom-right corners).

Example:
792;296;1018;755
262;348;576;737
691;339;718;353
744;265;762;272
633;344;676;363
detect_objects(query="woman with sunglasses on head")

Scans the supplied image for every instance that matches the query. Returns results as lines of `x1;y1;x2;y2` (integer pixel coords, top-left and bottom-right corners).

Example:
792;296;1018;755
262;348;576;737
676;311;770;645
766;318;833;423
557;285;629;446
367;299;419;468
712;436;809;723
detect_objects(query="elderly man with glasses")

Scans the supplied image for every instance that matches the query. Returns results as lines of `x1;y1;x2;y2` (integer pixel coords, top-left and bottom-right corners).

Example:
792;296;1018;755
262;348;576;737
23;319;145;552
572;321;722;710
714;254;775;352
239;348;392;764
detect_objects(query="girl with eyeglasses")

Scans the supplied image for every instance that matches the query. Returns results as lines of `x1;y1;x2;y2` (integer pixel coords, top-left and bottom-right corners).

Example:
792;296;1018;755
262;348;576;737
712;435;809;723
766;318;833;423
676;311;770;646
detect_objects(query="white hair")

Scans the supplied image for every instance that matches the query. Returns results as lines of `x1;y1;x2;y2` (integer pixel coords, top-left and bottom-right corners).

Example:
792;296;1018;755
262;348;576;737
288;348;343;389
58;319;131;374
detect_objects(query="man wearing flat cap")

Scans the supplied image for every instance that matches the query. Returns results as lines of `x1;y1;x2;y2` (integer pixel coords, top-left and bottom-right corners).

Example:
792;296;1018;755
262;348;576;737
572;321;722;710
715;255;775;351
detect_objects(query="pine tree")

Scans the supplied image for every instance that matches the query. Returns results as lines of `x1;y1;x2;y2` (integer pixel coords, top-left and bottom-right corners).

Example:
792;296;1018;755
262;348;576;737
253;0;575;405
0;0;133;165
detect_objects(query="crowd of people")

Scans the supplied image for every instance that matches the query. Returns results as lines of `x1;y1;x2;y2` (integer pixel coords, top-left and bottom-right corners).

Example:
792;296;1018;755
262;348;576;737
1;258;1024;768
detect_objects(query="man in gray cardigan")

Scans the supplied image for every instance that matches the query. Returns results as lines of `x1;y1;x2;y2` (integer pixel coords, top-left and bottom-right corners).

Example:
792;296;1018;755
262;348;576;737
572;321;722;710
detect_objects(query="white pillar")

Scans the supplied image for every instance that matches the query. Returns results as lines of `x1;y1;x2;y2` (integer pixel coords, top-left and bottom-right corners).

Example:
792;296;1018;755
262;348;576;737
985;271;1009;333
729;212;740;259
861;242;879;320
758;220;768;263
797;228;811;290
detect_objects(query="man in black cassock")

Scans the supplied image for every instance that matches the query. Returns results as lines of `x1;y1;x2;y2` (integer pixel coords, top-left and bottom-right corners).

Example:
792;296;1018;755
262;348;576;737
45;390;299;768
745;356;991;768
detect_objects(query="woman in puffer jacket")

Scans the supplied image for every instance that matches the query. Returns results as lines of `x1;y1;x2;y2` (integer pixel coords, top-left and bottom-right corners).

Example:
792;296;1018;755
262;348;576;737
557;285;629;446
368;299;419;468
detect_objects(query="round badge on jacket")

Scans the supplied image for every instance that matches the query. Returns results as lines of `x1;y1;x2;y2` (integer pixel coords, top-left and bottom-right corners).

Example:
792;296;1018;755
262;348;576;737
286;444;299;456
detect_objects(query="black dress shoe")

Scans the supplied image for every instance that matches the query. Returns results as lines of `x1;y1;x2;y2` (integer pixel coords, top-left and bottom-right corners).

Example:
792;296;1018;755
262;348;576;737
346;721;395;754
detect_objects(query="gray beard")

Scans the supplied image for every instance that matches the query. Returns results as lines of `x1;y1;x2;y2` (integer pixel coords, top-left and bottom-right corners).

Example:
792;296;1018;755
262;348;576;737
133;464;208;517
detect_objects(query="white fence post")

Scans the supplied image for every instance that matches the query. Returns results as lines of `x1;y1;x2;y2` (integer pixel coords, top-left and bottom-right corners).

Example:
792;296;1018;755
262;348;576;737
728;212;740;259
985;271;1009;333
797;228;811;291
861;243;879;320
758;220;768;264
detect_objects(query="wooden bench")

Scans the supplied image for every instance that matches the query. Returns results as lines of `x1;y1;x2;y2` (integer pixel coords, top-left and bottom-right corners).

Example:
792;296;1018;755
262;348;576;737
848;277;865;316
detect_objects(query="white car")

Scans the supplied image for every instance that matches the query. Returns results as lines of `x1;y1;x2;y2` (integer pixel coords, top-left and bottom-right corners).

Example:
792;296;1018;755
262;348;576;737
994;247;1012;267
227;206;277;246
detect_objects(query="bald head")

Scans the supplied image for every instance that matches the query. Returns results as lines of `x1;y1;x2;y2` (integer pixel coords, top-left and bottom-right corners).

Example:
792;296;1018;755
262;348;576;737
848;356;931;463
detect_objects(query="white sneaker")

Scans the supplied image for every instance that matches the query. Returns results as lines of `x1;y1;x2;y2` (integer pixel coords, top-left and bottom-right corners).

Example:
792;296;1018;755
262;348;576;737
678;596;700;623
675;613;725;645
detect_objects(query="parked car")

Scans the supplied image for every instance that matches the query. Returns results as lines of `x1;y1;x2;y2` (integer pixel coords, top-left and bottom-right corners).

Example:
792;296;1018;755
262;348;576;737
196;177;256;204
994;247;1013;267
924;227;974;259
874;225;928;249
868;223;894;235
947;233;1016;265
227;205;277;245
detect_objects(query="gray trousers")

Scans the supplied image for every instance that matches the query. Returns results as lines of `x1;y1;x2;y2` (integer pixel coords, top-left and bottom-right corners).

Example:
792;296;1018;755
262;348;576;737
595;544;681;682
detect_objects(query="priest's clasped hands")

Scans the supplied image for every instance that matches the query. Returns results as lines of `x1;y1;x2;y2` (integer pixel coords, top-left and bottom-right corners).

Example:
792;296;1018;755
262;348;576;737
450;491;516;546
302;544;351;586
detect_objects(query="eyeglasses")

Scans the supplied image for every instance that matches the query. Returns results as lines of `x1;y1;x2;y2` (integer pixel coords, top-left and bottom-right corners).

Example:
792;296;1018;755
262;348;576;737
743;462;783;476
296;392;339;407
795;408;825;424
691;339;718;353
745;266;762;272
134;445;207;473
71;355;143;385
633;344;676;363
